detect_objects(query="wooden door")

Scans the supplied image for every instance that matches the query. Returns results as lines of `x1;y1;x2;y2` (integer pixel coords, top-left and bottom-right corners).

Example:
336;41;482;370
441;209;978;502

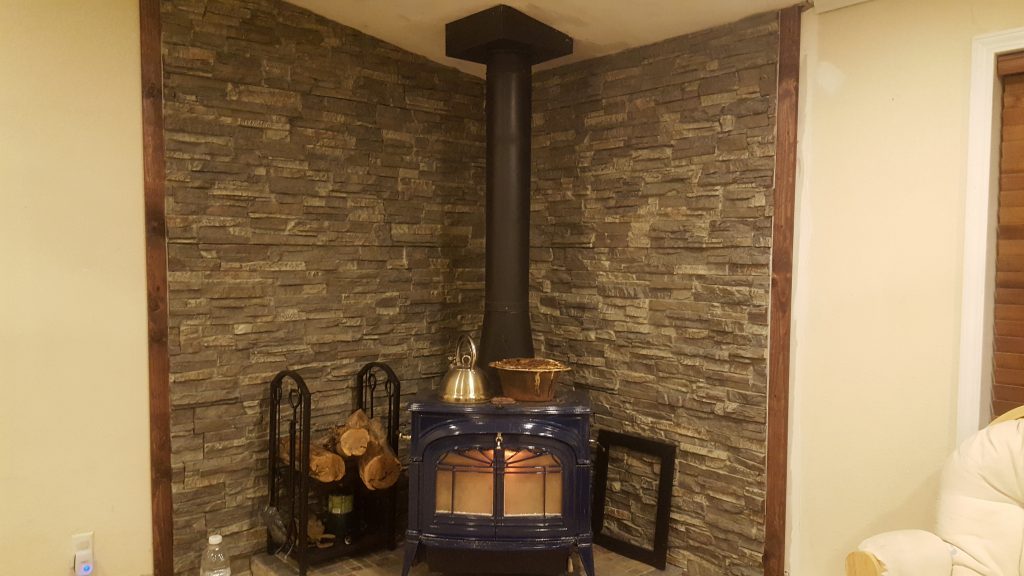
993;52;1024;419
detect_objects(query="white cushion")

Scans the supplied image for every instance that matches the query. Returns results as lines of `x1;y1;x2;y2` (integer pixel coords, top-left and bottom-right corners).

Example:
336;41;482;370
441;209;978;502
858;529;953;575
936;420;1024;576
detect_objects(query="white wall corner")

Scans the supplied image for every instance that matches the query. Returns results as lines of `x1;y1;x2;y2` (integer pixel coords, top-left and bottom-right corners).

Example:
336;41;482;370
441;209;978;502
812;0;873;15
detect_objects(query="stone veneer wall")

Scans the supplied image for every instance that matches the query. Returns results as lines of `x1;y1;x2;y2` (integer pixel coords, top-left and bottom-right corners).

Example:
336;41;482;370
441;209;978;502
161;1;484;573
162;1;779;572
531;12;779;575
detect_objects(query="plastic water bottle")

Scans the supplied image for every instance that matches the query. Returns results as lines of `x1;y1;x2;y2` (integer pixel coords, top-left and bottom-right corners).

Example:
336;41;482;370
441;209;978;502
199;534;231;576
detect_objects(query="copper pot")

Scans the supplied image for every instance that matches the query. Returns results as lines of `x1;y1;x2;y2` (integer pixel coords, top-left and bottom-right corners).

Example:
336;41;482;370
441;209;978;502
440;335;490;403
489;358;570;402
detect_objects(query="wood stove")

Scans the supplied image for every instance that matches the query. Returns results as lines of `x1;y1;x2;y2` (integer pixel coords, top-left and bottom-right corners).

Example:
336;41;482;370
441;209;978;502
401;391;594;576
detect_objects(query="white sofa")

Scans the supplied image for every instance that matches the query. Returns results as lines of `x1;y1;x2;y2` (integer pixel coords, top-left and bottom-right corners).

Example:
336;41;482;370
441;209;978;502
846;406;1024;576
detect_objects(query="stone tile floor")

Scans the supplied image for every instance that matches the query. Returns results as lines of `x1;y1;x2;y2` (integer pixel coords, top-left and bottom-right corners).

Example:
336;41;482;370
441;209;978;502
251;544;682;576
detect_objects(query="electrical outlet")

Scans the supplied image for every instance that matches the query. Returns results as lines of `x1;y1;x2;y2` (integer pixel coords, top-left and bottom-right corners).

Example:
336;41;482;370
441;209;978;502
71;532;93;553
71;532;93;556
71;532;94;575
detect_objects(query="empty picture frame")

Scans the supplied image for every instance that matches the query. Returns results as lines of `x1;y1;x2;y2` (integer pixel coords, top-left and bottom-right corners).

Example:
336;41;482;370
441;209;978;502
592;429;676;570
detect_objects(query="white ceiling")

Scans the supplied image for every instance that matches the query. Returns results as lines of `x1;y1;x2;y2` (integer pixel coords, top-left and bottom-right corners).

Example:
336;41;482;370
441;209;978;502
286;0;803;76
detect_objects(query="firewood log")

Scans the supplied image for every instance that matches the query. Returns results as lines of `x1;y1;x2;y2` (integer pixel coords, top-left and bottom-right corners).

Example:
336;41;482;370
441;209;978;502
278;438;346;483
358;440;401;490
356;415;401;490
366;416;386;445
338;427;370;457
327;409;373;457
326;408;400;489
346;409;371;430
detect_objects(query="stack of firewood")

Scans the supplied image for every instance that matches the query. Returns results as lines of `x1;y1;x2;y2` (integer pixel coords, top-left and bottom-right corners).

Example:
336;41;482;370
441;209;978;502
278;409;401;490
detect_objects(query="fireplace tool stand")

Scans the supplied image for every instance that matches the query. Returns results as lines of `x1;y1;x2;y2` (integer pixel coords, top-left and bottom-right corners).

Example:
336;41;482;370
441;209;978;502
267;364;402;575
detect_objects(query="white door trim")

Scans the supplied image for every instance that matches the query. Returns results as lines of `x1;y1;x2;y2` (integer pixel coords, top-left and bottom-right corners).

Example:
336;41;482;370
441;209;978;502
958;27;1024;443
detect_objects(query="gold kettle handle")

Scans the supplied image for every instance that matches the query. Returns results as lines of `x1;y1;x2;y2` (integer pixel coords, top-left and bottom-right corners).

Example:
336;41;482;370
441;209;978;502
455;334;477;368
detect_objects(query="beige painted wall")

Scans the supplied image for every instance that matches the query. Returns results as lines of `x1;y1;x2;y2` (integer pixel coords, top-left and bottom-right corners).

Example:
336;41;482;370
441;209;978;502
8;1;1024;574
0;1;153;574
790;0;1024;574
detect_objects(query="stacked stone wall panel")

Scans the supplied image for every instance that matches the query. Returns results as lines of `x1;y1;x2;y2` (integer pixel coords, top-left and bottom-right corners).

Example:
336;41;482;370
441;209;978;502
162;1;485;573
532;12;778;575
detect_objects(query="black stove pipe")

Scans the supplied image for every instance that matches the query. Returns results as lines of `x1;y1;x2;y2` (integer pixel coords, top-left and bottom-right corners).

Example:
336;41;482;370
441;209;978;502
445;5;572;381
478;49;535;372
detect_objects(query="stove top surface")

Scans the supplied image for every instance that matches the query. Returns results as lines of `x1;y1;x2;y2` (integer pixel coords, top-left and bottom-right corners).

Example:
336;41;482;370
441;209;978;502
408;388;591;415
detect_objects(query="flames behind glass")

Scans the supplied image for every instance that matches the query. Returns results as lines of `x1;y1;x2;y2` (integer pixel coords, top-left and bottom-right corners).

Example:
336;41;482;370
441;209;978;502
435;448;563;518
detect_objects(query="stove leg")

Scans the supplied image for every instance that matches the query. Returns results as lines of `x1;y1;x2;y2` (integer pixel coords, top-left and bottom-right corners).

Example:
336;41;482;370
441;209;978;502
400;537;420;576
577;543;595;576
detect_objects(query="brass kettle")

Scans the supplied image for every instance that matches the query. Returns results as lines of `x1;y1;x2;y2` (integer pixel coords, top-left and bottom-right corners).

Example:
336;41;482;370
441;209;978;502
440;335;490;403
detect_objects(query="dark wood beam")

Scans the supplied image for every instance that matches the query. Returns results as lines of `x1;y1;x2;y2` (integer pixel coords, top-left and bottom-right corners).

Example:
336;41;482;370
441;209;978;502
140;0;172;574
998;51;1024;77
764;5;802;576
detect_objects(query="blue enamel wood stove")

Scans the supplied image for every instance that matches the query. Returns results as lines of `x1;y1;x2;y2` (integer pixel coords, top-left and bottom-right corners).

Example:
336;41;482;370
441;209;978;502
401;392;594;576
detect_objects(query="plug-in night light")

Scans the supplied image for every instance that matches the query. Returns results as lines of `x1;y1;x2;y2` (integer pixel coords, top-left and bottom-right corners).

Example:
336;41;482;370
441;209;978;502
74;550;93;576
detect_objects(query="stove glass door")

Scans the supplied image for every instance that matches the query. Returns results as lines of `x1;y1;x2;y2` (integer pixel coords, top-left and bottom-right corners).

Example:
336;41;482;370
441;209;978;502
433;447;564;519
435;449;495;517
503;449;562;517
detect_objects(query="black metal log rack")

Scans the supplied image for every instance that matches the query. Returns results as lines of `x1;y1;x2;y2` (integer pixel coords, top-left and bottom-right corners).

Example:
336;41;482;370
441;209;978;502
267;364;402;575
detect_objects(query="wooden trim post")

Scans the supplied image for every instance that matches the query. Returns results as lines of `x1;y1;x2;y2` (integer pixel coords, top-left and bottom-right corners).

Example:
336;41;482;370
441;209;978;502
764;5;801;576
140;0;172;574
